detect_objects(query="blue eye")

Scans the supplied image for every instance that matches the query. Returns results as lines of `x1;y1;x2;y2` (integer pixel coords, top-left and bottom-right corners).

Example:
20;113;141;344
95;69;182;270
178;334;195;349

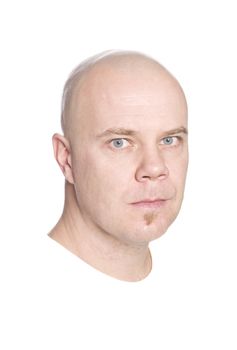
163;137;174;145
111;138;126;148
162;136;178;146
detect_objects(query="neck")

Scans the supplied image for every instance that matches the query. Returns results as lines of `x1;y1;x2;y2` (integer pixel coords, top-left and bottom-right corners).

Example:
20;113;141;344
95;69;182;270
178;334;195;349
49;183;152;282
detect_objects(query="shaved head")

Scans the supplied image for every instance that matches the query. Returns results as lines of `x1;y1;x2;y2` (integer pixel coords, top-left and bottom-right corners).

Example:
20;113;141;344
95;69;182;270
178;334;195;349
61;50;186;139
51;49;188;281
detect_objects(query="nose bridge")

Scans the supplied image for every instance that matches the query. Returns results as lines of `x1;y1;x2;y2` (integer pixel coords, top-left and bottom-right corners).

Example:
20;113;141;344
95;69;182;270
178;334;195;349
135;143;168;181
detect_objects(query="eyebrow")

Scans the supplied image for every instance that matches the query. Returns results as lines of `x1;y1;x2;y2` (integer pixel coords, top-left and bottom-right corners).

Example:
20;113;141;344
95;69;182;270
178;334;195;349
96;128;137;138
163;126;188;136
96;126;188;138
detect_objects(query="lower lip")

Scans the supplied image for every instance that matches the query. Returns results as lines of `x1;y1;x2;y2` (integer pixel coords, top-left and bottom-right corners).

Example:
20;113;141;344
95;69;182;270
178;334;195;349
131;200;167;209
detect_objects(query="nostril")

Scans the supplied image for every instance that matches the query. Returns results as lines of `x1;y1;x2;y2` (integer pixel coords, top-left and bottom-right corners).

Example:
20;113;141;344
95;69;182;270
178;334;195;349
158;173;168;180
136;163;169;182
141;173;168;181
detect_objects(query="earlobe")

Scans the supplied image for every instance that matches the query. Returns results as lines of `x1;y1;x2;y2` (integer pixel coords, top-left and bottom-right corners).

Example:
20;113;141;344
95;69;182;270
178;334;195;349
52;133;74;184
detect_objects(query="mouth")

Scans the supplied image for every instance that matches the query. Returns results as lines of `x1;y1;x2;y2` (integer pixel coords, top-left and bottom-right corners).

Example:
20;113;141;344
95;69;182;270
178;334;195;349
130;199;167;209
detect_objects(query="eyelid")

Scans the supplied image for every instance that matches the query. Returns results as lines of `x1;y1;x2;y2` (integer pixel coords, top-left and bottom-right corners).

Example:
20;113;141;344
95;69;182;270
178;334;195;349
107;137;128;143
160;135;182;145
107;137;131;149
162;135;182;140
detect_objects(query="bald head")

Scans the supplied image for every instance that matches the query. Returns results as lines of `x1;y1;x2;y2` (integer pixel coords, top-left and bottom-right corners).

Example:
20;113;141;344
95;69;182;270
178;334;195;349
61;50;187;139
52;50;189;281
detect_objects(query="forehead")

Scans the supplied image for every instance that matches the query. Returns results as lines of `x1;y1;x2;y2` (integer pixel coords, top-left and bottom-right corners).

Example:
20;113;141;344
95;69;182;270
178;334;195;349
71;59;187;135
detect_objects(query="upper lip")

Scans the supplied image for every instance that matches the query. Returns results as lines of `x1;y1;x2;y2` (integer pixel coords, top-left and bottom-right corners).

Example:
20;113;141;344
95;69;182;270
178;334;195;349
131;198;167;204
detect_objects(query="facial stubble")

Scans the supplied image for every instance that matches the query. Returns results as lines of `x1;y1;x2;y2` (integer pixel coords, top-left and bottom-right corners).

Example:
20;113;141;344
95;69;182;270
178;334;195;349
144;211;157;226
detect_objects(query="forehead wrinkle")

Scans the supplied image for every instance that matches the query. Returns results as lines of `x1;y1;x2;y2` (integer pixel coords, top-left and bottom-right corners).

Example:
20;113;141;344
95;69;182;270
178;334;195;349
87;69;186;116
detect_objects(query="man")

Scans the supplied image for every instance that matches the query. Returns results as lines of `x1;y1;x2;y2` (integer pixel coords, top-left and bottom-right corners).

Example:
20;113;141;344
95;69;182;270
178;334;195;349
49;50;188;282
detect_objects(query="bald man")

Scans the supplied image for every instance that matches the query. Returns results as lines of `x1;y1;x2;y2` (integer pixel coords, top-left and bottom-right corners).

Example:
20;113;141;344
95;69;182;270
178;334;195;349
49;50;188;282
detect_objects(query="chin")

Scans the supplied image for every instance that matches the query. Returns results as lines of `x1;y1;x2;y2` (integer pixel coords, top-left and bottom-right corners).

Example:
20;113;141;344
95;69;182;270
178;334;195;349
122;221;169;245
122;200;181;244
143;225;169;242
134;212;178;243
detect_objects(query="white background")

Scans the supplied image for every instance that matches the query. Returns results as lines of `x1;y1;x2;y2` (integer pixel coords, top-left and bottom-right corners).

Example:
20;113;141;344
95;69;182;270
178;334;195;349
0;0;236;348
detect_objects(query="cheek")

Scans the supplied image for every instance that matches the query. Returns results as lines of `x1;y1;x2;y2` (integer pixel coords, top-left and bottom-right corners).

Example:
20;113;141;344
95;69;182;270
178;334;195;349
167;147;188;176
72;151;132;204
166;153;188;195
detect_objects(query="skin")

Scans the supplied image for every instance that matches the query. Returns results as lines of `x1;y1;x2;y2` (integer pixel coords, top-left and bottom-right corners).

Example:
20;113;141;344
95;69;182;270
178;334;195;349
49;55;189;282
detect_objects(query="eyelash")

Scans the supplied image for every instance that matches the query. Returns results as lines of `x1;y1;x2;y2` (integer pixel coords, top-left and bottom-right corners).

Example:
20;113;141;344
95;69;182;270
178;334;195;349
160;136;182;146
108;138;131;149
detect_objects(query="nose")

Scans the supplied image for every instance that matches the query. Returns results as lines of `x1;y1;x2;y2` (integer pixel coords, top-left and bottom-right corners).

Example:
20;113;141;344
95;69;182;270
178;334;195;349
135;147;169;182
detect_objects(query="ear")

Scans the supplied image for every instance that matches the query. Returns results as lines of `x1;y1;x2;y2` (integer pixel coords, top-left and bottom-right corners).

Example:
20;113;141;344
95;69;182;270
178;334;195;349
52;133;74;184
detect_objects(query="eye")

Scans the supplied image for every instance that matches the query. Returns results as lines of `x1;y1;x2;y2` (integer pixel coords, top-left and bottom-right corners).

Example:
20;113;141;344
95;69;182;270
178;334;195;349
163;137;174;145
161;136;179;146
110;138;128;149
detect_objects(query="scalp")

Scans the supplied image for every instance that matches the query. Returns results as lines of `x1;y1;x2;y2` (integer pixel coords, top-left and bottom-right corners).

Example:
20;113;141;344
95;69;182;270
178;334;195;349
61;50;186;140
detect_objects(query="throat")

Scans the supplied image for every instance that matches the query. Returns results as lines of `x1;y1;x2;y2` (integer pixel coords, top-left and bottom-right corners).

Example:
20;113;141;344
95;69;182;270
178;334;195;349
48;216;152;282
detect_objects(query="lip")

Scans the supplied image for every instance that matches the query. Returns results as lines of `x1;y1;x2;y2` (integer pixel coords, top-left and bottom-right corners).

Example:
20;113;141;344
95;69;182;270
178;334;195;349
130;199;167;209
